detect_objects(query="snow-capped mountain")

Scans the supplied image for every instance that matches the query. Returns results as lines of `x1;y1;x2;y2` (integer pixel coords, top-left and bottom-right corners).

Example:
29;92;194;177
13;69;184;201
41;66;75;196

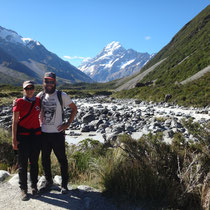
0;26;40;47
79;41;155;82
0;26;93;85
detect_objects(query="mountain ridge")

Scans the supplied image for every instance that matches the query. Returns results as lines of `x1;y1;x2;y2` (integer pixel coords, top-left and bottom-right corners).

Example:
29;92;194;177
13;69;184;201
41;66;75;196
79;41;154;82
0;26;93;85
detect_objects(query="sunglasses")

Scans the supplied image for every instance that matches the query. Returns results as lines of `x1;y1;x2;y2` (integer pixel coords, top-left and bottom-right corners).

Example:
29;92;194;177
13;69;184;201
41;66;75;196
24;86;34;91
44;80;55;84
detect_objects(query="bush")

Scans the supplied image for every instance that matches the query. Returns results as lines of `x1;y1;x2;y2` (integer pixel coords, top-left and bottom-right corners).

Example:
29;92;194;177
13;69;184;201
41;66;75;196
100;134;181;208
99;129;209;209
0;128;17;171
66;138;106;184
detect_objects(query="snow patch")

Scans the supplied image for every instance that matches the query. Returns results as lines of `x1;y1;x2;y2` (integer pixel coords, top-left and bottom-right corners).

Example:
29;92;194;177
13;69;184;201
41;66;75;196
121;59;135;69
104;41;121;52
0;27;40;47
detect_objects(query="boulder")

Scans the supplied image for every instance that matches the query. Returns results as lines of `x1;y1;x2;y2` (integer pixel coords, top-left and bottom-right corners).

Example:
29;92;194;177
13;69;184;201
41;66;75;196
8;174;20;186
81;125;90;132
89;119;104;129
82;113;95;123
53;175;62;185
0;170;10;182
164;94;172;102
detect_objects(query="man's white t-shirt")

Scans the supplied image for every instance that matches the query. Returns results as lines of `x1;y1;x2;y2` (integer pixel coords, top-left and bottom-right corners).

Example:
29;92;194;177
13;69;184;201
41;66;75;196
37;90;73;133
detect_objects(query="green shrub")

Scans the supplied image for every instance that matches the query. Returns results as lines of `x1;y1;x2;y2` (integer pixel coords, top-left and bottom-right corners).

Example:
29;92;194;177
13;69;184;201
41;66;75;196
99;128;209;209
100;134;181;207
0;128;17;171
66;138;105;183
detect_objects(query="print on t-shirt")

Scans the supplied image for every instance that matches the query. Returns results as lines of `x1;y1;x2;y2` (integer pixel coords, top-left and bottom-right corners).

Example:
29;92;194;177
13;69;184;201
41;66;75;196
42;98;56;125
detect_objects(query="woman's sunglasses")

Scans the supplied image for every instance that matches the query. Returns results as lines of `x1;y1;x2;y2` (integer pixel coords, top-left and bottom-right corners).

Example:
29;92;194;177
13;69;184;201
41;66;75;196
24;86;34;91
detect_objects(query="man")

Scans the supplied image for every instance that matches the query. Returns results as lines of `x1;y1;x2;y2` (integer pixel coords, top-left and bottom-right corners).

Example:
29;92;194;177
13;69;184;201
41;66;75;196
37;72;77;194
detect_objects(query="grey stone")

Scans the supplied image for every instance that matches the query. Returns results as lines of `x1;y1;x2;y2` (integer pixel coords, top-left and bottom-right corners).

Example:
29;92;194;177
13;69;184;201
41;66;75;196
53;175;62;185
82;113;95;123
0;170;10;182
77;185;94;191
8;174;21;187
81;125;90;132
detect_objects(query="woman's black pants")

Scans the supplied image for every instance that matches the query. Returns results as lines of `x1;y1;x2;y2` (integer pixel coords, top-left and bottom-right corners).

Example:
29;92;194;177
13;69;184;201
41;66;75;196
18;134;41;191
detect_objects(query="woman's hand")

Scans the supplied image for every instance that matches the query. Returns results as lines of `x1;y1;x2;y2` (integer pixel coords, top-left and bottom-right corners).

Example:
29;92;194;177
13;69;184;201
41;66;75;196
12;111;20;150
12;137;19;150
13;98;18;107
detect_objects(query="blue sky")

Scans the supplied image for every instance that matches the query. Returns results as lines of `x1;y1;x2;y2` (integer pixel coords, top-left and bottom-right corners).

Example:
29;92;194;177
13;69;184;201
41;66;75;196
1;0;209;67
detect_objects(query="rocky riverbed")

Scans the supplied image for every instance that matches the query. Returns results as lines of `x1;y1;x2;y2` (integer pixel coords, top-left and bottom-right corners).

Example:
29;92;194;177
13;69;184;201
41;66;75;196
0;96;209;145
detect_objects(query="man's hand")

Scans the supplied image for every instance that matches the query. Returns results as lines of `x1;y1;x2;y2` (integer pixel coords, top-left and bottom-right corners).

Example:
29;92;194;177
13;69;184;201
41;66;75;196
57;122;70;132
57;102;77;132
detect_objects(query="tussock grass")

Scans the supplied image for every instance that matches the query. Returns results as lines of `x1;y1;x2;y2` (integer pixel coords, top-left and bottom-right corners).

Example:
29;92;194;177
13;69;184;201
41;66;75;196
97;123;209;209
0;128;17;172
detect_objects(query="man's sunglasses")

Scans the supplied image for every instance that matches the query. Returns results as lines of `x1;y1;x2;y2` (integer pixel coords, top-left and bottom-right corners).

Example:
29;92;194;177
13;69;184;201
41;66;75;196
24;86;34;91
45;80;55;84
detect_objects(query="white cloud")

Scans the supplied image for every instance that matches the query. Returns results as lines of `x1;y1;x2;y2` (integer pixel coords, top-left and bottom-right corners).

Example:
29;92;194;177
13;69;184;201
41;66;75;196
82;57;92;62
145;36;151;40
63;55;91;60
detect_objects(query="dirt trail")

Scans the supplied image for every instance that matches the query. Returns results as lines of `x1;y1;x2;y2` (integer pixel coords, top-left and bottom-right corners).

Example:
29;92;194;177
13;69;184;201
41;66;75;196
0;176;118;210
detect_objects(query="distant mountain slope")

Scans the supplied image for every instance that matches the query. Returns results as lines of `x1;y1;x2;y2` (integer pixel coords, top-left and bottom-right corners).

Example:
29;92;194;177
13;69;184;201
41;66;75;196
0;46;41;85
114;6;210;107
180;65;210;85
116;5;210;90
0;26;93;85
116;59;166;91
79;41;154;82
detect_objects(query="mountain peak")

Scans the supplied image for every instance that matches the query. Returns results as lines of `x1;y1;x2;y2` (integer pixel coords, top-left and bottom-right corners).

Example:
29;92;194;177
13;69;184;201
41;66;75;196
104;41;122;52
79;42;153;82
22;38;41;46
97;41;125;59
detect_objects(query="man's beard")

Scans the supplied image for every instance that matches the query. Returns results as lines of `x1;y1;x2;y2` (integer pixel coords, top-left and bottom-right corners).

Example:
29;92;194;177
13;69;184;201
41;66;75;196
44;85;56;94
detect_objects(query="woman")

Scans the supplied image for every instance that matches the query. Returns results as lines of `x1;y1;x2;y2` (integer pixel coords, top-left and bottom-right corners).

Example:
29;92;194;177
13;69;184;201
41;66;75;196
12;81;41;201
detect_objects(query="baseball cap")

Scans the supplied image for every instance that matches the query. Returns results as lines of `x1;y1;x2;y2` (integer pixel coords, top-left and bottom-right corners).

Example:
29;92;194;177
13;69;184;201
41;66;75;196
44;72;56;80
23;81;35;89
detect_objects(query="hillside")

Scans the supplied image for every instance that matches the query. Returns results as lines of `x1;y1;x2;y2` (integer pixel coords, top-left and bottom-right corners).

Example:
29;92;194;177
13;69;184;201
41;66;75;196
0;26;93;85
114;5;210;107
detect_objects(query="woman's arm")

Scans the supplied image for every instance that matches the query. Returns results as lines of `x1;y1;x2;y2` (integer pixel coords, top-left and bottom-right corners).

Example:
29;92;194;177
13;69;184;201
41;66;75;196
12;111;20;150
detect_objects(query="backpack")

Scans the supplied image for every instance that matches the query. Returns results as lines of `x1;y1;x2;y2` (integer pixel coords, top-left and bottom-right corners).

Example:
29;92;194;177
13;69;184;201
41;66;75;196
39;90;64;121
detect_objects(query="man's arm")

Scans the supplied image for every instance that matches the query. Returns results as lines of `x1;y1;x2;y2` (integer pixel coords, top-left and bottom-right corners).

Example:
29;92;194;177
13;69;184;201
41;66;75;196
57;102;77;132
67;102;77;125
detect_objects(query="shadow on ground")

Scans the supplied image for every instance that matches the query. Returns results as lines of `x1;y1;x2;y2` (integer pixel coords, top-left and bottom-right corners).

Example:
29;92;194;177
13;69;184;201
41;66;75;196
36;188;117;210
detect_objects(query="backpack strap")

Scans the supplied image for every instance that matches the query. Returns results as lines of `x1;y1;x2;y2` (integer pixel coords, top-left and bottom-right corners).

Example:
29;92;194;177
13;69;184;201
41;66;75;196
18;100;36;123
39;91;45;109
57;90;64;121
57;90;63;108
